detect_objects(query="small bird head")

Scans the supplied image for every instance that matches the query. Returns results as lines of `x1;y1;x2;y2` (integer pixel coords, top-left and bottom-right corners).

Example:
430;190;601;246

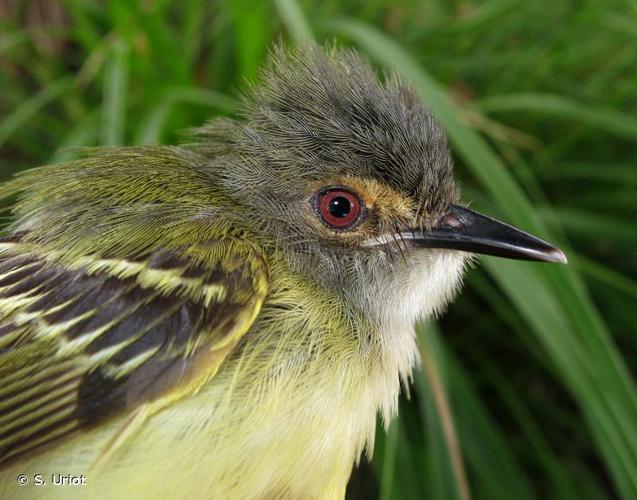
195;45;566;325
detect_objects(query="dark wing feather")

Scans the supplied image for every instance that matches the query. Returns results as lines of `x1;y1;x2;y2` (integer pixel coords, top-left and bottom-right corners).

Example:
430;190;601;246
0;237;268;466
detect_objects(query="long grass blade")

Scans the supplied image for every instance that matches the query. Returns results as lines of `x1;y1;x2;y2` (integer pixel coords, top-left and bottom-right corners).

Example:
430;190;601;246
476;93;637;142
100;39;129;146
417;323;470;500
274;0;314;43
425;323;536;500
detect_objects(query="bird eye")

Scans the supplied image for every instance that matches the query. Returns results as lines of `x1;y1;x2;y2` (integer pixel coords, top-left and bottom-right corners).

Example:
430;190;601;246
314;187;364;230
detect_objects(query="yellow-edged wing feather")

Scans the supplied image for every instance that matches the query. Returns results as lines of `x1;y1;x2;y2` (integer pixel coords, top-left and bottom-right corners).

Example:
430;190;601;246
0;235;268;467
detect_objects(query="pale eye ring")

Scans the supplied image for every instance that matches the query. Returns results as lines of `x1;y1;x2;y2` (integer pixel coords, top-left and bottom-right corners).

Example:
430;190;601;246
313;187;365;231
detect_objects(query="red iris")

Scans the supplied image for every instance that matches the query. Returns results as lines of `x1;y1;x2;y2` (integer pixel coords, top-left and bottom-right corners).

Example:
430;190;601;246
317;188;362;229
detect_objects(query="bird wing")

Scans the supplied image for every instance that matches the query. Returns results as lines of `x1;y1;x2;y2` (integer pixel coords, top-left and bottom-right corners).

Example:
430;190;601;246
0;234;268;466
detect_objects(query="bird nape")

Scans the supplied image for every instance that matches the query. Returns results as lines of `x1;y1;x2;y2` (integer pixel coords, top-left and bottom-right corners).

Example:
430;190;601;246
0;44;565;499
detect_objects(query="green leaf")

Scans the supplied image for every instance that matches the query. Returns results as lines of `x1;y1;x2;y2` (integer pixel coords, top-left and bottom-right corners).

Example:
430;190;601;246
274;0;314;43
476;93;637;142
100;39;130;146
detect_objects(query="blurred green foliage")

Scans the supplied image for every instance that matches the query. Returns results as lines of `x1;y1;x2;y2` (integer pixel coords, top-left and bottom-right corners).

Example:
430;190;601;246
1;0;636;499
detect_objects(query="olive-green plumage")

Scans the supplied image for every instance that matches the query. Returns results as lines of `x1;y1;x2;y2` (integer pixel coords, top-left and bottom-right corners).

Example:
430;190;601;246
0;44;562;499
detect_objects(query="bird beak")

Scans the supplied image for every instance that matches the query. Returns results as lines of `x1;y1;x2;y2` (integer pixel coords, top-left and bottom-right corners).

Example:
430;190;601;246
399;204;567;264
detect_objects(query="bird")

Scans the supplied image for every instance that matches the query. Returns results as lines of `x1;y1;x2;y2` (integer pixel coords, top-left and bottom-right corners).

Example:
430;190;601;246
0;44;566;499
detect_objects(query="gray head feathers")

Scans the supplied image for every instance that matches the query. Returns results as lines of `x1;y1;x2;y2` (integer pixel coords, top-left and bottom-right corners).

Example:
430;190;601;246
193;44;458;217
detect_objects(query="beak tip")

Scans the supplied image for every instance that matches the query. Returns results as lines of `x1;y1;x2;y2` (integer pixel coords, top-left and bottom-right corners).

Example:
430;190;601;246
403;204;570;265
545;247;568;265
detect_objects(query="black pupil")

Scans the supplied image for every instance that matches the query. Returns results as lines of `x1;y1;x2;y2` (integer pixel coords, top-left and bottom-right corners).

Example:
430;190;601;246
328;196;352;218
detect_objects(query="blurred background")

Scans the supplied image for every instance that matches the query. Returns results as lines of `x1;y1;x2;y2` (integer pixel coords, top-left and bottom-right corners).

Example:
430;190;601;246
1;0;636;499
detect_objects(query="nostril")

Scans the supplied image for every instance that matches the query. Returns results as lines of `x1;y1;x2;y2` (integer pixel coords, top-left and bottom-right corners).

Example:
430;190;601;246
440;213;464;229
